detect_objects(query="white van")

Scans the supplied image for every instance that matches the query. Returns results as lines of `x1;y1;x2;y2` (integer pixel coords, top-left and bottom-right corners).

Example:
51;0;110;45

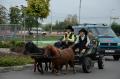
30;28;47;35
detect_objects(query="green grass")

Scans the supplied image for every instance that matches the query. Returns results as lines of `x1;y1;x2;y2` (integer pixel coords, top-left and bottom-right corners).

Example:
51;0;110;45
37;36;62;41
33;40;56;47
0;55;33;67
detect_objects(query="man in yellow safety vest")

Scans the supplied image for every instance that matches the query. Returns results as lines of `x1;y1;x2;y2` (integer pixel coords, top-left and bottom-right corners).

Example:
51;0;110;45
54;25;76;49
62;25;76;48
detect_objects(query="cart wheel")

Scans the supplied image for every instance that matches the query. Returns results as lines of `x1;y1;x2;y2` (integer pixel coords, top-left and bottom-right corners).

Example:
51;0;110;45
113;55;119;61
98;58;104;69
82;57;93;73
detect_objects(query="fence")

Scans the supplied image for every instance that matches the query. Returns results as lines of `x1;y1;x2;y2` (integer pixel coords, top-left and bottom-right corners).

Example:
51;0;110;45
0;24;23;40
0;24;63;42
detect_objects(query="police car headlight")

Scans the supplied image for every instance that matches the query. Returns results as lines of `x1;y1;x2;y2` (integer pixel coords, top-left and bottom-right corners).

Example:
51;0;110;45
118;43;120;46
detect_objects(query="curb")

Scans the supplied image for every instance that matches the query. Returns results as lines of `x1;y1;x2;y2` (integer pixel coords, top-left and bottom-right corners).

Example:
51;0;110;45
0;64;33;73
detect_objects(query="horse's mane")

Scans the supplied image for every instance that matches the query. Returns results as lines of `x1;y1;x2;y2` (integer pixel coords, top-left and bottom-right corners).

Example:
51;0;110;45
46;45;60;56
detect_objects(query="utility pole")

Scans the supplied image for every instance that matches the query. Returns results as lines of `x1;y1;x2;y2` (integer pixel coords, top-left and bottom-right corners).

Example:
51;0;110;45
79;0;82;24
50;6;53;33
21;5;26;42
23;14;26;42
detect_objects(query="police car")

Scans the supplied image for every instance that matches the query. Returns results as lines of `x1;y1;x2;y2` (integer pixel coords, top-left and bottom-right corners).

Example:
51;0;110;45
73;24;120;61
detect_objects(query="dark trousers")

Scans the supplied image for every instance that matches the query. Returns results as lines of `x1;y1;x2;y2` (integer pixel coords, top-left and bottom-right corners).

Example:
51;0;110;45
73;43;83;49
73;43;87;54
54;41;74;49
62;41;74;48
54;41;62;48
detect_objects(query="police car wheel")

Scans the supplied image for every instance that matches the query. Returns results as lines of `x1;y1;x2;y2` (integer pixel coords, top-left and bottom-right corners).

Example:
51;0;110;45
98;58;104;69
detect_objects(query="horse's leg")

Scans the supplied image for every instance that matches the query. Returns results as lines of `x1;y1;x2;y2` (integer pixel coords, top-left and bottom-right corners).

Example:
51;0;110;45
37;63;41;73
53;65;60;75
51;63;55;73
72;63;75;74
34;63;36;72
45;62;48;72
34;60;37;72
49;62;52;70
51;62;59;74
69;60;76;74
52;63;58;74
58;64;63;74
51;65;54;73
39;62;44;74
65;63;68;74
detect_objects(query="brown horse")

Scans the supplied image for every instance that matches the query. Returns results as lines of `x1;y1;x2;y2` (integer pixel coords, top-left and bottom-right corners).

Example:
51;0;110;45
44;45;75;74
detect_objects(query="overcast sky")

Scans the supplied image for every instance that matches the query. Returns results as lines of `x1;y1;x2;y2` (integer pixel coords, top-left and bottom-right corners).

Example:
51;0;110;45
1;0;120;24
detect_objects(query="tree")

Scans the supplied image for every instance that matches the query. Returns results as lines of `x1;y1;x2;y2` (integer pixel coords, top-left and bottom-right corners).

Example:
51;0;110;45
0;4;7;24
25;16;39;32
53;21;67;31
111;22;120;35
64;14;78;26
25;0;50;31
48;14;78;31
9;6;21;24
20;5;38;32
26;0;50;19
43;23;51;31
25;0;50;43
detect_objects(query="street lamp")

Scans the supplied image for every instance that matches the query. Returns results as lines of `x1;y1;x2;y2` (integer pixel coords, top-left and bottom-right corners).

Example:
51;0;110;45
79;0;82;24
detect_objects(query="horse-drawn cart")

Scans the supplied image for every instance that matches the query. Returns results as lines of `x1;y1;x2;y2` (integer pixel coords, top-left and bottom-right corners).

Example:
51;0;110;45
74;46;104;73
24;41;104;74
54;37;104;73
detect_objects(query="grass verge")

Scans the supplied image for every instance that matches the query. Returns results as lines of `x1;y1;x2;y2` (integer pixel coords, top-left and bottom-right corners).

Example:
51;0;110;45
0;55;33;67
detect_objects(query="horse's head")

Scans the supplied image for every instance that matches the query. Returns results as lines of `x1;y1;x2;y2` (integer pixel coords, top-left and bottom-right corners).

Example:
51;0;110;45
44;45;58;57
24;41;38;55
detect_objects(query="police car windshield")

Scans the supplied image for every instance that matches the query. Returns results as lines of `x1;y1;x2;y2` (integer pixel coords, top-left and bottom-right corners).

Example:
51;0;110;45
89;27;116;37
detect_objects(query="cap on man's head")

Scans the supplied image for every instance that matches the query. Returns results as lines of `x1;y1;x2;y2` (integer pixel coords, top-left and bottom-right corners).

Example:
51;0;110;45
79;28;88;35
65;25;74;32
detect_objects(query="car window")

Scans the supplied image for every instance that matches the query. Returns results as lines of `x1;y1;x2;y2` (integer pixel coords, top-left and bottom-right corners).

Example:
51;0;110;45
73;25;117;37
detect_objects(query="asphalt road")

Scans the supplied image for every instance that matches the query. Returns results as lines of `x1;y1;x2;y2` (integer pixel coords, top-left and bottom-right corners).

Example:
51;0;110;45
0;57;120;79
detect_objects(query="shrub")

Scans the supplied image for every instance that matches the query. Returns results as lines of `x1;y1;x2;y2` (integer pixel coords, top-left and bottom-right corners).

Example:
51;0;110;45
15;41;25;47
0;41;10;48
0;40;25;48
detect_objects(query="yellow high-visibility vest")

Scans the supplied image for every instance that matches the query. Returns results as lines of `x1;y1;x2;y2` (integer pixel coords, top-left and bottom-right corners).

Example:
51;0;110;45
63;32;76;42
